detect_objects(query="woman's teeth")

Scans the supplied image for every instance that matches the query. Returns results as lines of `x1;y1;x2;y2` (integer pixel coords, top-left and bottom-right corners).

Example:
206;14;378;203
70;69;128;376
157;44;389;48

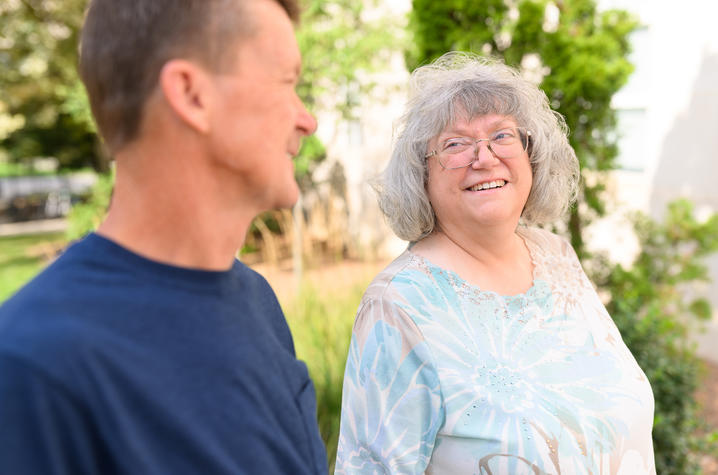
469;179;506;191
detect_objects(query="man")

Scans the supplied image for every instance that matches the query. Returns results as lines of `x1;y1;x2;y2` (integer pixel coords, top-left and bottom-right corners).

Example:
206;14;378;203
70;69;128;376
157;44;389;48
0;0;326;473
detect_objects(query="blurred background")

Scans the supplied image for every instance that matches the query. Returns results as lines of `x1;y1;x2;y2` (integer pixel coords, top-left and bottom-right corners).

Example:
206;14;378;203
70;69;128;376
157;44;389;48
1;0;717;472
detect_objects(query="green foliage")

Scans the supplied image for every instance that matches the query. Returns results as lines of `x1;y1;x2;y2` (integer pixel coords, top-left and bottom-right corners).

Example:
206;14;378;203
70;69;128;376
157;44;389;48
297;0;399;118
408;0;637;257
283;283;365;472
595;200;718;474
294;134;327;191
0;161;35;177
0;160;93;177
0;0;105;171
65;172;113;240
0;232;66;302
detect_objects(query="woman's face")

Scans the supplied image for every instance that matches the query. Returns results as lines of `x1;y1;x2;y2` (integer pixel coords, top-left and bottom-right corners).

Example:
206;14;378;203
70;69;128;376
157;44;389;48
426;114;533;234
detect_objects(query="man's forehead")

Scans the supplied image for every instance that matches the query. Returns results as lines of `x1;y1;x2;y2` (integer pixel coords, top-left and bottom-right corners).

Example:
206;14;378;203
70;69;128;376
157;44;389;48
235;0;301;72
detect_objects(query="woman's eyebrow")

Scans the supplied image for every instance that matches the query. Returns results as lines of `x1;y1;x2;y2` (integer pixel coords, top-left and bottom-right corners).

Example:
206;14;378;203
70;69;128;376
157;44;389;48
439;128;471;138
439;120;516;138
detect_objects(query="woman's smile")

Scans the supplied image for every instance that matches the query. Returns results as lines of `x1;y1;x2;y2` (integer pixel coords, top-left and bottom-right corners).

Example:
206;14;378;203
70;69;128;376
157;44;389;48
466;179;507;192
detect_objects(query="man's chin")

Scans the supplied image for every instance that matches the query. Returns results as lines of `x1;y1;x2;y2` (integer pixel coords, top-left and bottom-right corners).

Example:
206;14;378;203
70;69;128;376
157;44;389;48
272;182;301;210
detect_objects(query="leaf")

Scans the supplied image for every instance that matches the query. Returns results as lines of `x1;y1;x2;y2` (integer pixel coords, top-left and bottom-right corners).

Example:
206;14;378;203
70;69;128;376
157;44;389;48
689;298;712;321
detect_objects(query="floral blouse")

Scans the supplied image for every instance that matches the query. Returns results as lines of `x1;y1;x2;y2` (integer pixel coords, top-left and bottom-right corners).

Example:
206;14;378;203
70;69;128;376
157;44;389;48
335;227;655;474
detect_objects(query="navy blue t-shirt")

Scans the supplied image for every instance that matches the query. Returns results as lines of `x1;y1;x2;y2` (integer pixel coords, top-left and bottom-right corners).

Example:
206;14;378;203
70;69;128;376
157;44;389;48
0;234;327;474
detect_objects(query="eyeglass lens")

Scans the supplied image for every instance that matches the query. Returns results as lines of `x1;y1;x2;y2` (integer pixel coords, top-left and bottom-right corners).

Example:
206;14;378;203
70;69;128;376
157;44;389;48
438;127;529;169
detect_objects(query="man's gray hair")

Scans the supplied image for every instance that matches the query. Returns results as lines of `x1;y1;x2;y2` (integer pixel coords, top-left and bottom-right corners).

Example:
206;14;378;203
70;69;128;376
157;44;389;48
375;52;579;242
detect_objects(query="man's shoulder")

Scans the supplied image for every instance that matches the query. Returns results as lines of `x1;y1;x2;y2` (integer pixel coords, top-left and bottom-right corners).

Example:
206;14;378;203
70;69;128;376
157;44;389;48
1;236;99;322
0;236;125;380
1;242;82;327
0;298;102;409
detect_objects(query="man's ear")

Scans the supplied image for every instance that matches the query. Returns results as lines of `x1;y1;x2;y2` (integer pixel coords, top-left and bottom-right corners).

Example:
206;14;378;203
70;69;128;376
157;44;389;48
158;59;212;134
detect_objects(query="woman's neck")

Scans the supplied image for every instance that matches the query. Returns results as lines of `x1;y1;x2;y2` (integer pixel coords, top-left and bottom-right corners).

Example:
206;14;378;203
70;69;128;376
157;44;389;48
412;223;535;295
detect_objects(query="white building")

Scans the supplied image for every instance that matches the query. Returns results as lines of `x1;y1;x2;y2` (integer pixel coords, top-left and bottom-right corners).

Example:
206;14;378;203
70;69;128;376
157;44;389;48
596;0;718;361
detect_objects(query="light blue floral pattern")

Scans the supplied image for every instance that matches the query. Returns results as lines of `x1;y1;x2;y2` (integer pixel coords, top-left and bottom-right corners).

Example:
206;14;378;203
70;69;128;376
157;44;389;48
337;320;443;473
336;227;655;474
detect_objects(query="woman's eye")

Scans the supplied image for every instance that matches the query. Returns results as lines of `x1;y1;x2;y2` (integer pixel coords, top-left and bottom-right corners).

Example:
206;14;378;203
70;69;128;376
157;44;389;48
444;139;470;149
492;129;516;142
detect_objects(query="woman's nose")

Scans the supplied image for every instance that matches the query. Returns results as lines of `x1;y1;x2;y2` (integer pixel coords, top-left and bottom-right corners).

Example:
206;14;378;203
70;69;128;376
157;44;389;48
471;140;499;168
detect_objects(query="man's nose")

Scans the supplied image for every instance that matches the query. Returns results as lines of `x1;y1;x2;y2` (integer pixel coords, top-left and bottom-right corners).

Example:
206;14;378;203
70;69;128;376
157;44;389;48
297;101;317;136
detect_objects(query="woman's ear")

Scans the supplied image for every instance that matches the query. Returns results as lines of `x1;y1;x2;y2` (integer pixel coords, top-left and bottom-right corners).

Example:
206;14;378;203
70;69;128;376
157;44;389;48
158;59;212;134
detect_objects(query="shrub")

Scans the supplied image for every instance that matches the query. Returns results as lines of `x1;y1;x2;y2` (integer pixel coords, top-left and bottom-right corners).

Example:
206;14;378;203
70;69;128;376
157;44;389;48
595;199;718;474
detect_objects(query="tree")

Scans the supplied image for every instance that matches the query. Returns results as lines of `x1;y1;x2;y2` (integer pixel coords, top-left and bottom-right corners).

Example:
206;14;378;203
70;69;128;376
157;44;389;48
409;0;637;257
0;0;105;172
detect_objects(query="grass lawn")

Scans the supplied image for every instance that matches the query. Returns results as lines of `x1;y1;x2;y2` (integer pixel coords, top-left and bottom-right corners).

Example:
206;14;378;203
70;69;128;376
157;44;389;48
0;232;67;303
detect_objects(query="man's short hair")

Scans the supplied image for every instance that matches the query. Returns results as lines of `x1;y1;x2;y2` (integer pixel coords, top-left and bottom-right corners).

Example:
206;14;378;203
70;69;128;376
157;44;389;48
79;0;299;153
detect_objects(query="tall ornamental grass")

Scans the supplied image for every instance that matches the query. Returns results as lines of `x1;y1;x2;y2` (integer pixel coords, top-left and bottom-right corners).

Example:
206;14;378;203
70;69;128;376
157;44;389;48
283;283;366;472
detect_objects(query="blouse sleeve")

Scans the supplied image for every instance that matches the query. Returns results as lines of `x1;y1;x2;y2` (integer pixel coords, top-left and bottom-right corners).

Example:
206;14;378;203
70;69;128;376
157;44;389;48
335;296;444;474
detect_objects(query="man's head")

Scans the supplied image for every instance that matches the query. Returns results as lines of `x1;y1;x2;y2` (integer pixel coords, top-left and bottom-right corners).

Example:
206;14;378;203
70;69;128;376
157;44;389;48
78;0;300;154
79;0;316;211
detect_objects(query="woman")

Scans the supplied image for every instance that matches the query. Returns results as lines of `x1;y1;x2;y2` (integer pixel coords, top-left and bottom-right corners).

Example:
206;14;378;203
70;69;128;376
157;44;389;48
335;53;655;474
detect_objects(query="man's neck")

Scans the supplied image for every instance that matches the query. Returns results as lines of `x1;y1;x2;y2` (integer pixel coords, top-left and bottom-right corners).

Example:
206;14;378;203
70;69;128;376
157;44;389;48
97;145;257;271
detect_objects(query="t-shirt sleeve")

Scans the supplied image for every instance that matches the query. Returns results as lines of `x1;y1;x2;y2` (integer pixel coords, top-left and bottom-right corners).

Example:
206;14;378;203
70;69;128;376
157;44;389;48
0;355;105;475
335;296;444;474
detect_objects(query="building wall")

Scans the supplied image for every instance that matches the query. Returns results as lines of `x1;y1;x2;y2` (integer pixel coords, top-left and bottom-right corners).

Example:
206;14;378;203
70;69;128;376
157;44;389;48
593;0;718;297
594;0;718;361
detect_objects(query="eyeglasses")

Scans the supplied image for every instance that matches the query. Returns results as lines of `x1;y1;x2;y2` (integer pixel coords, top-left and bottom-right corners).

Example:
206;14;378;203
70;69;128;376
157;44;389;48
425;127;532;169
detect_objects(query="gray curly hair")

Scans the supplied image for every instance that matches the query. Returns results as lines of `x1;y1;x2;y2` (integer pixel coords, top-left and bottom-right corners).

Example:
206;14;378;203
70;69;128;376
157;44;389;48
375;52;579;242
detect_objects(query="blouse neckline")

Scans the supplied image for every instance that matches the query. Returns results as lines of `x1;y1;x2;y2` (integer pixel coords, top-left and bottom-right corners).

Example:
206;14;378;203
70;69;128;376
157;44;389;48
406;226;543;299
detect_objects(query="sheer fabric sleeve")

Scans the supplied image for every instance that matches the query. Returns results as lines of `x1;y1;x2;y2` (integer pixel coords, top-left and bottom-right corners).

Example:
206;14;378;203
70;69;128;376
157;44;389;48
335;295;444;474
